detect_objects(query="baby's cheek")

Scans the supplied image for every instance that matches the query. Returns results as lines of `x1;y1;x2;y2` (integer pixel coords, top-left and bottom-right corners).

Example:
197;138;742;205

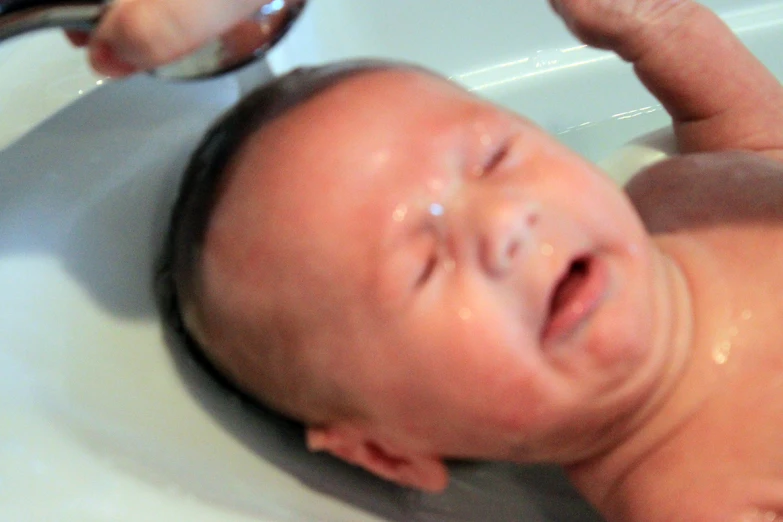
584;290;654;382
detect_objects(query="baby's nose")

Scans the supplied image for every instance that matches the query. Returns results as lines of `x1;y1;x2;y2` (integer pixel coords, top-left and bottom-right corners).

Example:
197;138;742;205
478;200;540;276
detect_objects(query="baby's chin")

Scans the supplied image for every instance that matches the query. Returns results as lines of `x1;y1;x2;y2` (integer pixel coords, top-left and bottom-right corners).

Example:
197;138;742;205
542;250;672;410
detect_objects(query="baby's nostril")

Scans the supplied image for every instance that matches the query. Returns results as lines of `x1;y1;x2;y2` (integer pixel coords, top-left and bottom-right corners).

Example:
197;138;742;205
505;239;521;261
481;203;539;275
526;206;540;227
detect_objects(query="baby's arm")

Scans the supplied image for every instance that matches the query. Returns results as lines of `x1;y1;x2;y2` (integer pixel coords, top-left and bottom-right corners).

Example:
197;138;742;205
551;0;783;159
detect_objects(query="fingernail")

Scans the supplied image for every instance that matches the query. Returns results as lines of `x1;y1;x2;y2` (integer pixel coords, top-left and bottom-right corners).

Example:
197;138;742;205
89;41;138;78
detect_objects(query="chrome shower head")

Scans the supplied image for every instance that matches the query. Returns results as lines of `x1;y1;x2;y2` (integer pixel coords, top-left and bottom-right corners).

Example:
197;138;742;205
0;0;307;80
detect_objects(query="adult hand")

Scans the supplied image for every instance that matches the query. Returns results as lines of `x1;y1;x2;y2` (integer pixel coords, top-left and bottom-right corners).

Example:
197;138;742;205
550;0;783;158
81;0;280;77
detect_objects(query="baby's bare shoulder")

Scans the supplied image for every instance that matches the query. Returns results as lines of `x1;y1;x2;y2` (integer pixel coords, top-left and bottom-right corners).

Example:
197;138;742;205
624;150;783;234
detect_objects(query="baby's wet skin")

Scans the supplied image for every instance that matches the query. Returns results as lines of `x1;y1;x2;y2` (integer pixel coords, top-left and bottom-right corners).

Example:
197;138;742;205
565;151;783;522
184;63;783;519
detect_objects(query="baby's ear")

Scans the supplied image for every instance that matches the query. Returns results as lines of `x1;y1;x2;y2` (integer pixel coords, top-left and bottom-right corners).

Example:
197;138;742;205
306;425;449;492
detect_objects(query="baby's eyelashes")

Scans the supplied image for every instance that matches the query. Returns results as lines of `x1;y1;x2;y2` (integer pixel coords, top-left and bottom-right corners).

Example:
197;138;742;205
415;253;438;287
481;140;511;176
402;221;444;291
470;133;516;180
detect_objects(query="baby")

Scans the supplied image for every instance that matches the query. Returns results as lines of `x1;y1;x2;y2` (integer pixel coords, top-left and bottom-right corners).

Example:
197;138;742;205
157;1;783;521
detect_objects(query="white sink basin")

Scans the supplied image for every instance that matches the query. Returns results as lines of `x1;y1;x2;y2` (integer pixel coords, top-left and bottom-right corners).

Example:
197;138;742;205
0;31;105;149
3;2;783;521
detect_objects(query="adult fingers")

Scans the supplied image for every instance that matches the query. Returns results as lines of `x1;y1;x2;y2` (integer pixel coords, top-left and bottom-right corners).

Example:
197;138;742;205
549;0;693;59
88;0;275;77
550;0;783;155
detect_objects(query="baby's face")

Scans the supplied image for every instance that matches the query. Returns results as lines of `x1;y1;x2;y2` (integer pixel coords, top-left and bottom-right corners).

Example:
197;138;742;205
199;69;666;464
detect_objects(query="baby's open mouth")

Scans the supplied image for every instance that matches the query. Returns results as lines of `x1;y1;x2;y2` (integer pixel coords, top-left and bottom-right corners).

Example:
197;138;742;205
543;255;606;342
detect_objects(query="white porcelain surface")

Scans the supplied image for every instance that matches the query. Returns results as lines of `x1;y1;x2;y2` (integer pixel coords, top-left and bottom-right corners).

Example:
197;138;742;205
3;1;783;521
0;31;106;149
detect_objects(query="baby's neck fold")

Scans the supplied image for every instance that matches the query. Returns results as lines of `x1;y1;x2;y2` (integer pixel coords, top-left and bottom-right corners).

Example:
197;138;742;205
564;244;697;518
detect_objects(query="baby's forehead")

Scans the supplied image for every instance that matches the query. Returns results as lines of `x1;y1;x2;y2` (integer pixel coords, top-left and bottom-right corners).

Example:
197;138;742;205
262;68;485;144
224;68;549;241
206;71;476;267
230;71;469;196
248;70;519;178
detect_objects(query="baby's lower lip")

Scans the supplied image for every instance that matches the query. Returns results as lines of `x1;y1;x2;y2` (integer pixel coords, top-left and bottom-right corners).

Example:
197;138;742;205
542;255;609;343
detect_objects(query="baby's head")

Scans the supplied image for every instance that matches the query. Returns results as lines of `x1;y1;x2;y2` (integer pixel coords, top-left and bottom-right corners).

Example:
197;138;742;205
160;61;672;491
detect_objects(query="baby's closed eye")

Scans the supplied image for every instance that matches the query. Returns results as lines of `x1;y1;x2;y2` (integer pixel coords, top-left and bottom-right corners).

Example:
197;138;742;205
479;140;512;177
415;252;439;288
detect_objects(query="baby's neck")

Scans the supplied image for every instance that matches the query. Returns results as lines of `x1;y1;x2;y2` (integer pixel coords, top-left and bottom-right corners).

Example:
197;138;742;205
565;238;717;520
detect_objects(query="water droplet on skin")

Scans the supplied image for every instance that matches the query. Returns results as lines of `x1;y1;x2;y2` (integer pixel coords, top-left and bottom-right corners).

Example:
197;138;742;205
712;320;743;365
727;326;739;338
741;309;753;321
393;204;408;223
458;308;473;321
540;243;554;257
429;203;445;217
741;510;781;522
712;340;731;365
